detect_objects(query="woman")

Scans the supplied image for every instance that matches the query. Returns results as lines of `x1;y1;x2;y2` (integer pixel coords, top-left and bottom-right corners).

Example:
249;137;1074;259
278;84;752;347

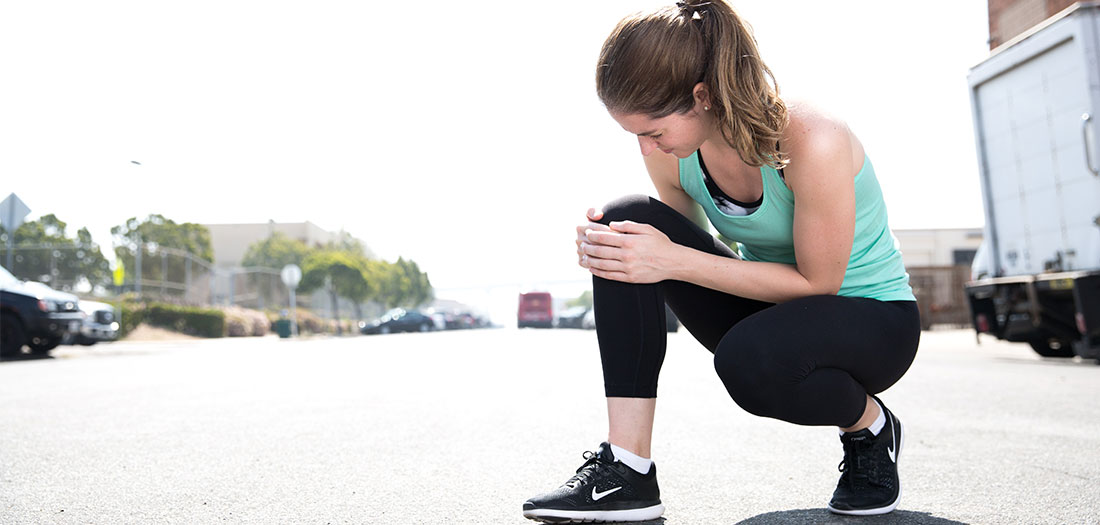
522;0;920;522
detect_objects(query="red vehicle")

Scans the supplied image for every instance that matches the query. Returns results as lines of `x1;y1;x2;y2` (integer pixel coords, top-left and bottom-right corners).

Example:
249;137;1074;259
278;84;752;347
518;292;553;328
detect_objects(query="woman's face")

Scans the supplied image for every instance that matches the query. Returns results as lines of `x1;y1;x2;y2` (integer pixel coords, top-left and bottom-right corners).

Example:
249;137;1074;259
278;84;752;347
610;101;712;159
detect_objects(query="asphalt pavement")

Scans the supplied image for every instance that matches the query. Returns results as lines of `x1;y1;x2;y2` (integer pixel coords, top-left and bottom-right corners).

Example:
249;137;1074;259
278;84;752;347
1;327;1098;524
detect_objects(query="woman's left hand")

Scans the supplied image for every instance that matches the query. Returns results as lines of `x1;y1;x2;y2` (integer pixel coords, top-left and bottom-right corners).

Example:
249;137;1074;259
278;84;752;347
579;220;680;283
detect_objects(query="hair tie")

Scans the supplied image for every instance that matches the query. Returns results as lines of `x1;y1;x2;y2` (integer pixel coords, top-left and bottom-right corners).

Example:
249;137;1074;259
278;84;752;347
676;1;709;20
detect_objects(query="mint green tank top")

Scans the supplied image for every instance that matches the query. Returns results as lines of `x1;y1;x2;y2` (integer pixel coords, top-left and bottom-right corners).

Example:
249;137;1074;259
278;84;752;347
678;152;914;302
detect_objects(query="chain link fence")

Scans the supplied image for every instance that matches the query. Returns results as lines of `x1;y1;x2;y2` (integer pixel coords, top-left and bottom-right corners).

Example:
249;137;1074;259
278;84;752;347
909;265;973;330
2;243;299;310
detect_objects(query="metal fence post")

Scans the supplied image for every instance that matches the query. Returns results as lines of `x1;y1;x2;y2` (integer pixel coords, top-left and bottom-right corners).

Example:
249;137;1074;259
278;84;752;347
185;255;192;300
135;241;142;295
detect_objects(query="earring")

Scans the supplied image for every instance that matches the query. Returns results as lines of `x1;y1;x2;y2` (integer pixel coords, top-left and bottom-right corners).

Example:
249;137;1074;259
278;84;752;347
704;106;710;111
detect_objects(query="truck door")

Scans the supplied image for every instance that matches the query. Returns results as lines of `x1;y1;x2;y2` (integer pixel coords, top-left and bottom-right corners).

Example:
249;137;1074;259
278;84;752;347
970;14;1100;276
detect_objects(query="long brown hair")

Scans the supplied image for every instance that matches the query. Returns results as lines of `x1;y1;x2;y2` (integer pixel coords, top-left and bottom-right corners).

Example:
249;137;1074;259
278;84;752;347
596;0;788;168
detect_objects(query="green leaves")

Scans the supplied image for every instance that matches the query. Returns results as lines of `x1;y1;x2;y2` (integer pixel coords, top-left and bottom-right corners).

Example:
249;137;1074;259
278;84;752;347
0;215;111;289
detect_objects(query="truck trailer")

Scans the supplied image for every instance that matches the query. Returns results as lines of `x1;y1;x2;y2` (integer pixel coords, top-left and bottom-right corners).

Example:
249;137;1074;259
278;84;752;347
964;2;1100;360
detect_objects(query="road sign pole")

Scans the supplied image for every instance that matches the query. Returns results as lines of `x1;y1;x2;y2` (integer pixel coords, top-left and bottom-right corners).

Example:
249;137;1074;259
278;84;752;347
280;264;302;337
290;289;298;336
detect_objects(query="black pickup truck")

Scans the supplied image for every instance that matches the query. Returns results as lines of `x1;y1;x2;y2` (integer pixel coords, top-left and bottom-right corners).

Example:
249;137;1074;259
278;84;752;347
1;266;84;357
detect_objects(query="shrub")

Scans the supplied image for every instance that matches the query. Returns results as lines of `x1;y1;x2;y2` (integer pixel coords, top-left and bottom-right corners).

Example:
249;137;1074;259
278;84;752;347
114;301;146;339
144;303;224;338
217;306;269;337
112;300;224;338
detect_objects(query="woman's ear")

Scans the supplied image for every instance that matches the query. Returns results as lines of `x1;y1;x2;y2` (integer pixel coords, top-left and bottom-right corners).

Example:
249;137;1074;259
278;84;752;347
692;82;712;112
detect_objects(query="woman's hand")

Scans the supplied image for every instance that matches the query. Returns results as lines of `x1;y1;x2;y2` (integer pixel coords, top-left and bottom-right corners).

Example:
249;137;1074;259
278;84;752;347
576;208;612;268
579;219;679;284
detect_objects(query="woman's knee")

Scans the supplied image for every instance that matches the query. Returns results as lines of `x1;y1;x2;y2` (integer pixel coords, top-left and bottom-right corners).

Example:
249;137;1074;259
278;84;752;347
599;194;677;226
713;329;782;418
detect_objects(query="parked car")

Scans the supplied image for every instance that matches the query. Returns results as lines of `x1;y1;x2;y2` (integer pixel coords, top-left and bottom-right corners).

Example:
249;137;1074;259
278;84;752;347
73;300;119;345
581;309;596;330
360;308;435;335
0;269;84;357
556;306;590;329
518;292;553;328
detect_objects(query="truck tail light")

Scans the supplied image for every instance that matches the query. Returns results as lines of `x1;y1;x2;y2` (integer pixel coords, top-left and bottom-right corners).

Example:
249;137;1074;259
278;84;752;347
1076;313;1087;334
37;300;49;312
976;313;990;333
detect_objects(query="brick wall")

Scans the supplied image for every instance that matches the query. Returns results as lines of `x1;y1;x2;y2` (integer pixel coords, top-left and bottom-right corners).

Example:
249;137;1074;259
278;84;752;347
988;0;1079;48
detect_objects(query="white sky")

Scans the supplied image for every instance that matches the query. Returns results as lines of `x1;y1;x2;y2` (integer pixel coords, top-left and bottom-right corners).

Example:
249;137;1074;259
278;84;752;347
1;1;991;308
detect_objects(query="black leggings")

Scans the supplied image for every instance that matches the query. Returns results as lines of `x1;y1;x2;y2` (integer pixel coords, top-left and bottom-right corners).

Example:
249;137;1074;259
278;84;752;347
593;195;921;428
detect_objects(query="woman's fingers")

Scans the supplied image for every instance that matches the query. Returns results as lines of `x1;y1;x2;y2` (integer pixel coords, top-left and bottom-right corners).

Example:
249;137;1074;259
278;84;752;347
580;241;620;260
608;220;652;234
582;252;623;272
584;229;627;247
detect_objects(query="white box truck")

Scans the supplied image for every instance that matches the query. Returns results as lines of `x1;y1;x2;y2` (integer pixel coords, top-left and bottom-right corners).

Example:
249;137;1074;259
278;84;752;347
965;2;1100;360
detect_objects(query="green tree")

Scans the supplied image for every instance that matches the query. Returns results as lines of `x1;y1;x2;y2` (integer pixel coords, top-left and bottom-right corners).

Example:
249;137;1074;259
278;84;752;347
566;290;593;309
325;230;374;259
396;258;433;308
298;249;373;324
241;232;312;307
111;215;214;294
0;214;111;290
372;257;433;309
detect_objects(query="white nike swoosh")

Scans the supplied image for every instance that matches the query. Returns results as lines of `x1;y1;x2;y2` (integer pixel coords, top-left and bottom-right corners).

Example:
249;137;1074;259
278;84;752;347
592;486;622;501
886;417;897;463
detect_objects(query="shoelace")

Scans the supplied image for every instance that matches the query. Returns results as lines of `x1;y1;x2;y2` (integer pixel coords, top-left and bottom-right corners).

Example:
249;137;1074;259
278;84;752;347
565;450;606;489
837;437;886;488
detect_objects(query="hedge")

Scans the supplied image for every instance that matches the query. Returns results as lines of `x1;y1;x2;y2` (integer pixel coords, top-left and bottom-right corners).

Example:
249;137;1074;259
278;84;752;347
113;301;225;339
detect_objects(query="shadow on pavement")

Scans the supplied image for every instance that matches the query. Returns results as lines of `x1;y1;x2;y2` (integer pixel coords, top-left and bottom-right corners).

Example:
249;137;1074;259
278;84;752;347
0;352;55;363
735;508;967;524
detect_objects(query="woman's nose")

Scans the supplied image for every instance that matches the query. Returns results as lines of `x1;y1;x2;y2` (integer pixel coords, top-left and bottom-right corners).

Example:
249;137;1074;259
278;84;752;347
637;136;658;156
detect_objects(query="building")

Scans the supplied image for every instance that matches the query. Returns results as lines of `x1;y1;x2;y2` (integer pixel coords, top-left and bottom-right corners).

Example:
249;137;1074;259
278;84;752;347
893;228;984;328
893;228;984;268
204;221;343;269
201;221;374;318
987;0;1078;48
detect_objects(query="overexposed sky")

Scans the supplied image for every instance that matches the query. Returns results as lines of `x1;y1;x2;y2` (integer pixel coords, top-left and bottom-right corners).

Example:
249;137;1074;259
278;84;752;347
1;1;991;300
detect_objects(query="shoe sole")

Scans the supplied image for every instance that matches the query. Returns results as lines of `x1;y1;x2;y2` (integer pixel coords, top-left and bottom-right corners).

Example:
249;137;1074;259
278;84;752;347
522;503;665;523
827;412;904;516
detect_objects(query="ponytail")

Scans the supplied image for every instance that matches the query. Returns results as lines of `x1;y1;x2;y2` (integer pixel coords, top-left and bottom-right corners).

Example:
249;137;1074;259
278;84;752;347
596;0;788;168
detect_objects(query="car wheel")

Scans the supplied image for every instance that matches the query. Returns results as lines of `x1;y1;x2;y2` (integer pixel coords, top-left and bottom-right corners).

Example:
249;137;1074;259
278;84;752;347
28;336;61;354
1028;334;1075;358
380;326;391;335
419;323;430;332
0;314;26;358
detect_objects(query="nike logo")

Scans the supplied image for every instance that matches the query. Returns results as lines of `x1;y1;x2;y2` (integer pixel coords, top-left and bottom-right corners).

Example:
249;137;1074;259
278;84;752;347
592;486;622;501
886;417;897;463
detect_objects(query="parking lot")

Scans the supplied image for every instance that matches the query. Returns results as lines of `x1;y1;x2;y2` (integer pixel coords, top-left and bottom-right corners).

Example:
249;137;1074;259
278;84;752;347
2;328;1098;524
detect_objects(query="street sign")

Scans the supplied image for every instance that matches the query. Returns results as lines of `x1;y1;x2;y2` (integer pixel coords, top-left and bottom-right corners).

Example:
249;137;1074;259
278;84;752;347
0;193;31;232
281;264;302;289
1;193;31;270
113;259;126;287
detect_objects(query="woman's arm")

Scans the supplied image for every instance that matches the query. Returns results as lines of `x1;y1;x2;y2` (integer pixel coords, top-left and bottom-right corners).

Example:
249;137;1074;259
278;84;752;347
583;114;858;303
642;151;708;230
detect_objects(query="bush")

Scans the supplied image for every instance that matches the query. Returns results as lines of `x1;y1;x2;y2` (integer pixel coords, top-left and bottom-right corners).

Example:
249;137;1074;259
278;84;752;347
145;303;224;338
114;301;146;339
218;306;269;337
293;308;326;334
111;300;224;338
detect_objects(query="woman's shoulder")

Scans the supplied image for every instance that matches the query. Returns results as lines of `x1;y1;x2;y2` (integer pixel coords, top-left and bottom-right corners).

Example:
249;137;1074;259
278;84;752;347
782;98;864;174
643;150;683;187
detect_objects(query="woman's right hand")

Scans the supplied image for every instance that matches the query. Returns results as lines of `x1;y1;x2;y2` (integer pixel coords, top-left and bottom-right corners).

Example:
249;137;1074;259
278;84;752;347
576;208;612;269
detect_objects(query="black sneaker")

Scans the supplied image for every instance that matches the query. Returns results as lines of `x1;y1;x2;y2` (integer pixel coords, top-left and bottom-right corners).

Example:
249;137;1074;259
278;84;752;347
828;396;904;515
522;442;664;523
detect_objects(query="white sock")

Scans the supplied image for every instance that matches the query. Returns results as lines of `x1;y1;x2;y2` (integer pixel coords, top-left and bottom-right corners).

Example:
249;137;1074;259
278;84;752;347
840;398;887;436
868;399;886;436
609;443;653;475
